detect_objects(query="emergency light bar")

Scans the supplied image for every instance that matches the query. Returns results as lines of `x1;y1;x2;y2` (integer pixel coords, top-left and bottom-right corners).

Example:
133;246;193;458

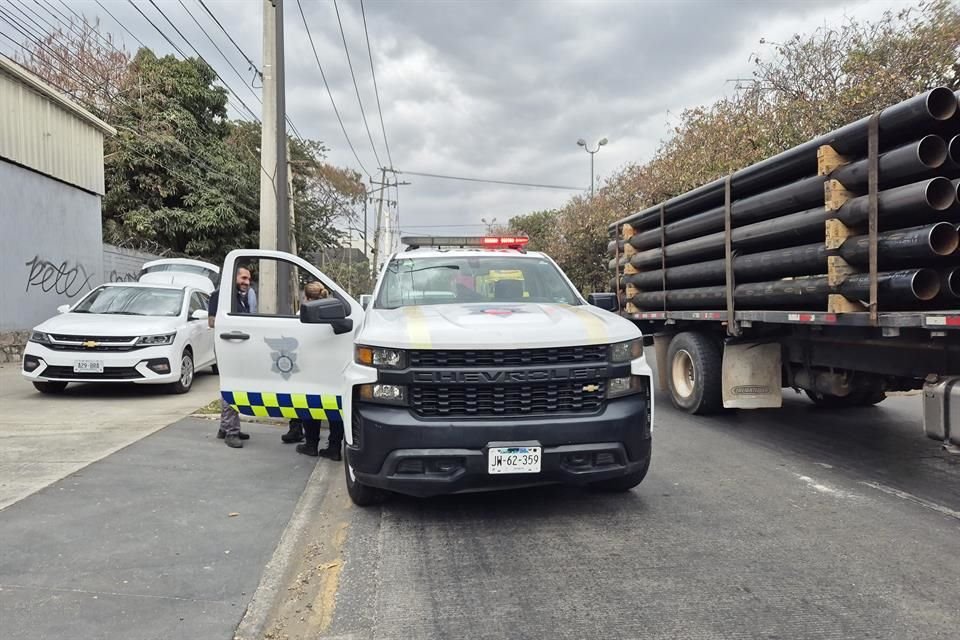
402;236;530;250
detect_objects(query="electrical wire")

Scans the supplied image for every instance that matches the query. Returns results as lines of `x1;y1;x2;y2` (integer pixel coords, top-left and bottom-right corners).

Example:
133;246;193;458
295;0;371;179
394;170;585;191
332;0;382;168
94;0;145;49
50;0;122;53
359;0;392;169
194;0;259;79
126;0;188;58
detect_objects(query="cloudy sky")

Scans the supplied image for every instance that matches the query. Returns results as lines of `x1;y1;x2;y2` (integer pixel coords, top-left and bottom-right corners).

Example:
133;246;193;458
18;0;918;246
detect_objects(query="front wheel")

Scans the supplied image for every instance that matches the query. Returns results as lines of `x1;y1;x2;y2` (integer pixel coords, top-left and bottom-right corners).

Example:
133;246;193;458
344;454;388;506
589;458;651;492
33;381;68;394
167;351;195;394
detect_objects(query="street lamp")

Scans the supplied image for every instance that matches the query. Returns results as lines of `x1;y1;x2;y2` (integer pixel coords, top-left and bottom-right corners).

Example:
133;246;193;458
577;137;608;198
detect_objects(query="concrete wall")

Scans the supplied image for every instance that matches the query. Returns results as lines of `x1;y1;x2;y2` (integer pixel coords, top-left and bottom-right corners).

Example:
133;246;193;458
1;159;103;334
103;245;160;284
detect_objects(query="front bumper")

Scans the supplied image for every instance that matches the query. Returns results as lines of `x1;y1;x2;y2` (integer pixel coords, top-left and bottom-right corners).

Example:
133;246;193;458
347;393;651;498
21;342;181;385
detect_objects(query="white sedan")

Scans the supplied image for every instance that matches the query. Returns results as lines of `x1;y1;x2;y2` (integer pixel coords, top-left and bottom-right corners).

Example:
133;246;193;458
21;282;216;394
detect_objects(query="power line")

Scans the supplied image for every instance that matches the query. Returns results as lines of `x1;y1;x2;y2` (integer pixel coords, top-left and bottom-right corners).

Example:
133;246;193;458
394;170;585;191
50;0;121;53
359;0;392;169
332;0;382;168
195;0;259;79
296;0;371;179
94;0;145;49
126;0;188;58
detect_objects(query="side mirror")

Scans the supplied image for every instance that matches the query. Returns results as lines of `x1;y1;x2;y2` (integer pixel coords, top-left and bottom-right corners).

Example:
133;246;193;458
57;304;70;314
300;298;353;335
191;309;209;321
587;292;619;312
359;294;372;310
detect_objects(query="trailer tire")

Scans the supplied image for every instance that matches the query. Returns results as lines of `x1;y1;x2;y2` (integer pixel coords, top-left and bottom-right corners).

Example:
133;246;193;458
666;332;724;415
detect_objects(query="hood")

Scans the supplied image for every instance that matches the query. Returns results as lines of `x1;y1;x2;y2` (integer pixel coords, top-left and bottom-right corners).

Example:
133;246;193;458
358;303;641;350
35;312;182;337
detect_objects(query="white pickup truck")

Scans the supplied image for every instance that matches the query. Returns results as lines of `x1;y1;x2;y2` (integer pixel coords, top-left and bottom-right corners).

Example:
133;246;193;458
215;236;654;505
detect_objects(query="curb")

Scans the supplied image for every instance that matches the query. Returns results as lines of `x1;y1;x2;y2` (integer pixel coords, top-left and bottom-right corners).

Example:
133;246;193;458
233;458;333;640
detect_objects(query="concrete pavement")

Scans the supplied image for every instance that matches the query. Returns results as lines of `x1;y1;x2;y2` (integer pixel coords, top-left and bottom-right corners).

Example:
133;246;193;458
0;362;218;510
0;417;317;640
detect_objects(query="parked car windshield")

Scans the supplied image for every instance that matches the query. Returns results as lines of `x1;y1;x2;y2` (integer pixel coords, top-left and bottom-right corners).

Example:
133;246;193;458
375;255;581;309
72;286;184;317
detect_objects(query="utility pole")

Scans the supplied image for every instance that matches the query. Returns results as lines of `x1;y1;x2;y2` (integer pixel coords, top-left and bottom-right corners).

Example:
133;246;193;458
371;168;388;271
259;0;290;313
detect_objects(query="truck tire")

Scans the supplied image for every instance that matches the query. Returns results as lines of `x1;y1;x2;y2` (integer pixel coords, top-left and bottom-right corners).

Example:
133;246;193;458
805;389;886;408
589;457;651;492
666;332;724;415
344;456;388;507
33;381;68;394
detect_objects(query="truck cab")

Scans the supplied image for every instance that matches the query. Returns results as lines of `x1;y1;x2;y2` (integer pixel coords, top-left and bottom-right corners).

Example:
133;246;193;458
214;237;654;505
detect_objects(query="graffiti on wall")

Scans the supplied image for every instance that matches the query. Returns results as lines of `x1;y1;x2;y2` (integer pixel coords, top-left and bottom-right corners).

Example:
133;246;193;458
24;255;94;298
108;270;139;283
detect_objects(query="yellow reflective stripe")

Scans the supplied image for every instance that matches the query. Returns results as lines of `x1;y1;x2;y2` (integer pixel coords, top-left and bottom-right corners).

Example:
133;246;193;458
567;306;608;345
291;394;309;409
251;405;269;417
261;392;279;407
232;391;249;407
279;407;300;419
404;307;432;349
309;409;328;421
321;396;340;411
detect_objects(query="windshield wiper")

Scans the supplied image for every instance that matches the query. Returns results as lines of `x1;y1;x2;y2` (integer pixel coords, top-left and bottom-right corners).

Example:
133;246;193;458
101;311;147;315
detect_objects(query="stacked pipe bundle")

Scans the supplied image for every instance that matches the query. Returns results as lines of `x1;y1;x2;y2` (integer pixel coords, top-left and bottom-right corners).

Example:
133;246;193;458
608;87;960;313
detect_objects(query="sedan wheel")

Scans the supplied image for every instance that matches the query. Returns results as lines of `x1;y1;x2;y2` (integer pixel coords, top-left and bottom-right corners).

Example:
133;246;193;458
168;351;195;394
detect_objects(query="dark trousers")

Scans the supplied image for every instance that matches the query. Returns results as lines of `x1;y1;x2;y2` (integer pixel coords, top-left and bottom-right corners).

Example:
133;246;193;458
303;419;344;450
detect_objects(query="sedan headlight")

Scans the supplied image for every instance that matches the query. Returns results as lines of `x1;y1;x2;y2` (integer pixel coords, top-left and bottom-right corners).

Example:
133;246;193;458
609;338;643;363
136;333;177;346
355;345;406;369
29;331;51;344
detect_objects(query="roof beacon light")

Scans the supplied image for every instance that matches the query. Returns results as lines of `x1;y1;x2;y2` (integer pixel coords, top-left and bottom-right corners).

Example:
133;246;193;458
402;236;530;250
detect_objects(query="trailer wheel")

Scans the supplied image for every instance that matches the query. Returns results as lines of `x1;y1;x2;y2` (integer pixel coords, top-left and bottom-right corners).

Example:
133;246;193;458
666;332;724;415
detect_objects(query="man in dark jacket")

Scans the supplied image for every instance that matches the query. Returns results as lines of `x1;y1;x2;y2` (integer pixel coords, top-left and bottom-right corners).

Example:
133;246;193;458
208;266;255;448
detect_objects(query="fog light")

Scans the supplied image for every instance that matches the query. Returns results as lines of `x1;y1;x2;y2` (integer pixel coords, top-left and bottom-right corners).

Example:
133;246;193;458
145;358;171;374
359;383;407;405
23;355;41;372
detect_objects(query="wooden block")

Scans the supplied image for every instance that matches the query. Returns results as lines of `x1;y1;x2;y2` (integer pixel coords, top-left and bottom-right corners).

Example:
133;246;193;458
828;294;866;314
827;255;858;287
817;145;850;176
625;302;640;314
623;243;637;257
824;179;855;211
825;219;856;250
623;263;639;275
620;223;635;240
625;284;639;298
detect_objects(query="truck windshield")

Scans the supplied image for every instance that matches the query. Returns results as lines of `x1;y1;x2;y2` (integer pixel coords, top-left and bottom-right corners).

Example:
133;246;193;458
375;255;581;309
72;286;185;317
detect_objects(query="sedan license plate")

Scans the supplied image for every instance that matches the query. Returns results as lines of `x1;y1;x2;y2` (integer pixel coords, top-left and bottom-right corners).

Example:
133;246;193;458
73;360;104;373
488;446;541;475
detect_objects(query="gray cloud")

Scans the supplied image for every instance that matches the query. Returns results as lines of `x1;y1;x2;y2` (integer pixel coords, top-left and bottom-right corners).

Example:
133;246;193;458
46;0;914;242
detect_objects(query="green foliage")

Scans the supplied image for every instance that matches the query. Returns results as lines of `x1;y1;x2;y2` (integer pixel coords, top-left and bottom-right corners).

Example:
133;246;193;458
510;0;960;293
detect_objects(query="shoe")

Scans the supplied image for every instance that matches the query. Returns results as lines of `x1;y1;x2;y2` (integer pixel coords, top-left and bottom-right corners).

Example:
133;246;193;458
296;443;319;457
225;434;244;448
317;446;342;462
218;430;250;440
281;423;304;444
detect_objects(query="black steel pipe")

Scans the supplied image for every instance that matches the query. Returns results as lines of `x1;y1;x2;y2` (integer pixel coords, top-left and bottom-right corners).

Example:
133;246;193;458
627;175;826;251
625;223;958;289
831;135;947;190
627;177;956;269
630;269;940;310
610;87;958;234
941;267;960;298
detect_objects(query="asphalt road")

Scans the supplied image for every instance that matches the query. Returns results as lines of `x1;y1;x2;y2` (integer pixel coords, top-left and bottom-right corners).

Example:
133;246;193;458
288;389;960;640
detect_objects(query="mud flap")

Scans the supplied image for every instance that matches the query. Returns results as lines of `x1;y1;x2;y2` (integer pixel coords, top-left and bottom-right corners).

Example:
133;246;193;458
721;342;782;409
653;334;671;393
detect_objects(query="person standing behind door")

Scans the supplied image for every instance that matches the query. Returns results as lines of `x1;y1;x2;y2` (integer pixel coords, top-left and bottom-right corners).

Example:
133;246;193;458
208;266;255;449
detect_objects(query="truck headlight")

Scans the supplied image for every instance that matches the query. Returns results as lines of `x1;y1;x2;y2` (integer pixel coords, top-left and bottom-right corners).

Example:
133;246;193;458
355;346;406;369
607;376;644;399
609;338;643;363
359;383;407;405
29;331;51;344
136;333;176;346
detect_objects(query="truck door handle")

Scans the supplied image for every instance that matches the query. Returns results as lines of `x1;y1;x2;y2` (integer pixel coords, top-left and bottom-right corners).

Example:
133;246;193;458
219;331;250;341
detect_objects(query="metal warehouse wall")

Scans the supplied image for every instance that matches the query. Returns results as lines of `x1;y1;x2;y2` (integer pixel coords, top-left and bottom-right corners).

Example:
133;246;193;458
0;159;103;332
0;57;113;195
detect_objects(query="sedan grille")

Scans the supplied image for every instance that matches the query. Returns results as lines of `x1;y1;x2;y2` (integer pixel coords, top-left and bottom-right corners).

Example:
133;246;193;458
46;334;140;352
41;365;144;380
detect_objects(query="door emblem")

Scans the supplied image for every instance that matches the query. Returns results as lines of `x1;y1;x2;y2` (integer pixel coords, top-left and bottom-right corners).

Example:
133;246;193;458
265;336;300;380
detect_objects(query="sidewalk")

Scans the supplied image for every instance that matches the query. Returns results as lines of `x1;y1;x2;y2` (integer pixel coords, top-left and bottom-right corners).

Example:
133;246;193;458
0;362;218;510
0;417;317;640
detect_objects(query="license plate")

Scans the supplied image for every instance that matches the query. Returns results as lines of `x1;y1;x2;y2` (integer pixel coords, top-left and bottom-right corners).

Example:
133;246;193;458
73;360;104;373
488;446;541;475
